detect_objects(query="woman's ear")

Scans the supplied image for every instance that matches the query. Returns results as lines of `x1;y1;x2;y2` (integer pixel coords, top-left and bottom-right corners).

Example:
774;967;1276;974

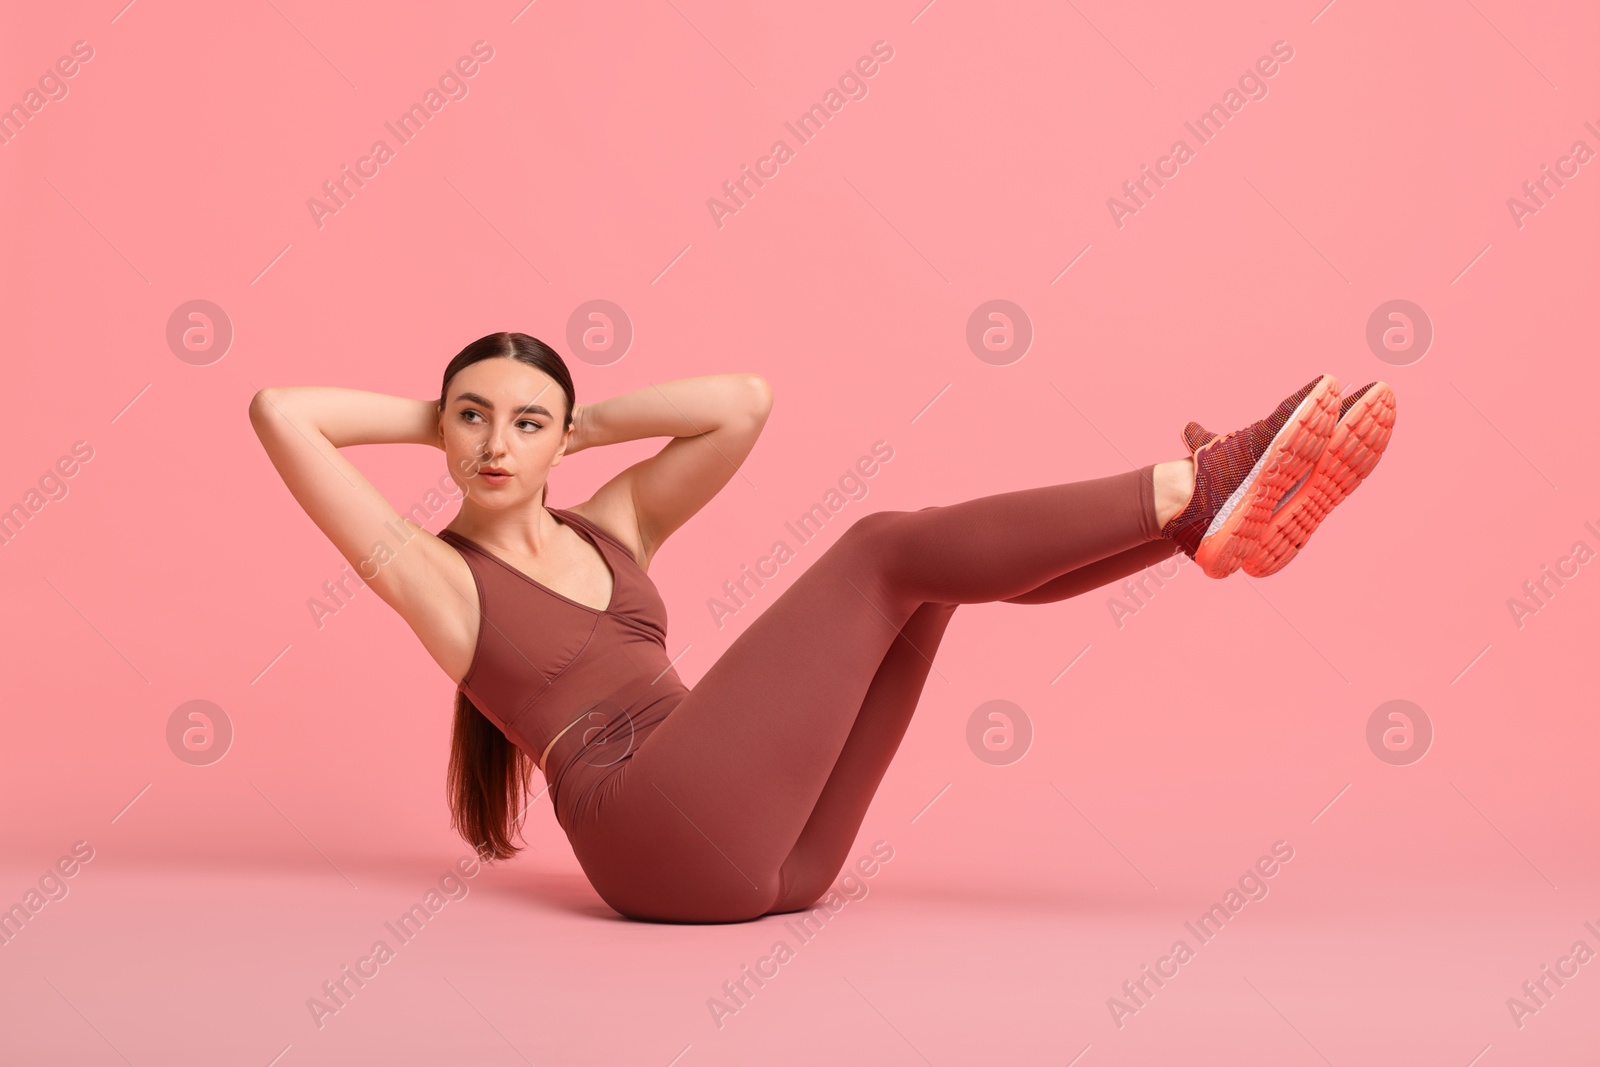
552;420;575;465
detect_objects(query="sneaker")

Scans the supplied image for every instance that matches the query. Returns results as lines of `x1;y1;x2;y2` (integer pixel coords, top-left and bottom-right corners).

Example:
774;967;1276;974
1160;373;1341;578
1240;381;1397;577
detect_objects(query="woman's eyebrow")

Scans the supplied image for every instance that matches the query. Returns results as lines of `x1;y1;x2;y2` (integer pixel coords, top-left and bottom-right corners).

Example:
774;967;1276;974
454;391;553;417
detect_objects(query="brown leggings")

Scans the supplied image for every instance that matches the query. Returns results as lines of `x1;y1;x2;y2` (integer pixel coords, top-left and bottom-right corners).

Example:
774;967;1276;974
569;465;1173;922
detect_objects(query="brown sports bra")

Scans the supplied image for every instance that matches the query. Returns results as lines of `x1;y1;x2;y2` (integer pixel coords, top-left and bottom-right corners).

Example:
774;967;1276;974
436;508;688;790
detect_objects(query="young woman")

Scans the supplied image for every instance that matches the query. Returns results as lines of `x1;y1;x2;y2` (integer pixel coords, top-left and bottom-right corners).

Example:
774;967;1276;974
249;332;1395;923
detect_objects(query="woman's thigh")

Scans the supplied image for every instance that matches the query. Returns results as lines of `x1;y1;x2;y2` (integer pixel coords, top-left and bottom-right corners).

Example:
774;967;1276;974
766;600;959;913
575;513;920;921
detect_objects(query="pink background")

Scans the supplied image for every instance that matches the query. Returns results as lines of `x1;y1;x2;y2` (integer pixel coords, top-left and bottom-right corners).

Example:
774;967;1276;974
2;0;1596;1063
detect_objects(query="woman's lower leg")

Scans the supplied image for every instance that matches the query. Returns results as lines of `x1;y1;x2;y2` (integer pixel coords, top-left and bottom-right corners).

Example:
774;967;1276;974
1152;458;1197;528
860;463;1170;606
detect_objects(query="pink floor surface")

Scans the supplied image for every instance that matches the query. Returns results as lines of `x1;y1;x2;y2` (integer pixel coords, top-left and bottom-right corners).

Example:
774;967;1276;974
4;852;1598;1065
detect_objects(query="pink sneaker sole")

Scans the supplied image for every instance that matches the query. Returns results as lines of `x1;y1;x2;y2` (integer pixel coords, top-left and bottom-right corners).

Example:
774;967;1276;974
1243;382;1397;577
1193;376;1342;578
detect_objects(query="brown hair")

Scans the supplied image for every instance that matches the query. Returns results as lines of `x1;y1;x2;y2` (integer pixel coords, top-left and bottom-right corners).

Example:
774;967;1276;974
438;331;575;860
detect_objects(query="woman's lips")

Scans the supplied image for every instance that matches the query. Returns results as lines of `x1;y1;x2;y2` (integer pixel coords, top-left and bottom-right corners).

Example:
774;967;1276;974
478;469;511;485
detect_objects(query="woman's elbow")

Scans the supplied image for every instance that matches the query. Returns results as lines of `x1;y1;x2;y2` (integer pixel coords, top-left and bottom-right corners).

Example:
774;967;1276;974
248;388;299;437
248;388;274;424
743;375;773;419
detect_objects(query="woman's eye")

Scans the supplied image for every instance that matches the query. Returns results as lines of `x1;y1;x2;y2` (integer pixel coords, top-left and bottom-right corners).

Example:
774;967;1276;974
457;410;538;431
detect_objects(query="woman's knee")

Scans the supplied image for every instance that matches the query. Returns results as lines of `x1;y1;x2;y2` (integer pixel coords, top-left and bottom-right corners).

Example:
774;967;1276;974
840;508;908;549
767;863;833;916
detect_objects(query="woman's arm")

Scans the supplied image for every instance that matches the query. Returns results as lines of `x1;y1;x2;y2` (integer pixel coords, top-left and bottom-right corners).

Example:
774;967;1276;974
248;387;464;620
564;375;764;454
255;387;442;449
571;374;772;566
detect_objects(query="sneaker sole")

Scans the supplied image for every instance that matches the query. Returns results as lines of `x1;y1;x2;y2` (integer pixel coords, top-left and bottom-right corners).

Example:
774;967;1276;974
1242;382;1396;577
1193;374;1341;579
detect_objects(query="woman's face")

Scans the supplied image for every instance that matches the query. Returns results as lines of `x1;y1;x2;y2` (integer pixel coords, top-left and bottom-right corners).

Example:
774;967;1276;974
439;357;571;509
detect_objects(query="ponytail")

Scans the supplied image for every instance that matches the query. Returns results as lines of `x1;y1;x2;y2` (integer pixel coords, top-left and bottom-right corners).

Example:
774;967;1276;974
445;690;533;860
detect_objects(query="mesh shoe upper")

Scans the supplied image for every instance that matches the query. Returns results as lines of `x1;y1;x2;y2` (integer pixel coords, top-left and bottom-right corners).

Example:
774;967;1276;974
1159;375;1330;559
